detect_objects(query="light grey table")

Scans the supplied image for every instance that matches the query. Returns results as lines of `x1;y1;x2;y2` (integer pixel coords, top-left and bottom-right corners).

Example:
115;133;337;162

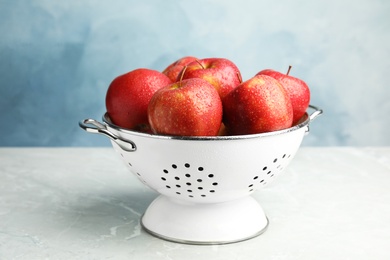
1;147;389;259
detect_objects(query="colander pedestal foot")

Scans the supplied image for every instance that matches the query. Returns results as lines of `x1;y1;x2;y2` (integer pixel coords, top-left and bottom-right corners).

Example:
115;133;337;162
141;195;269;245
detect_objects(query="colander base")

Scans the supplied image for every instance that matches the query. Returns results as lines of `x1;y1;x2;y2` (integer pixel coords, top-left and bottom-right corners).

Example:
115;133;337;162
141;195;269;245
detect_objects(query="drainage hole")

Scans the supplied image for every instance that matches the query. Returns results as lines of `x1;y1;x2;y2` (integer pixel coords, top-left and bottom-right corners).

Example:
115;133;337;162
198;187;203;190
248;184;253;188
210;190;215;193
176;192;181;195
187;190;192;193
175;176;180;180
163;169;168;174
197;179;202;182
208;174;214;178
176;184;181;188
166;185;171;189
273;158;278;163
212;182;218;186
186;182;191;186
201;195;206;197
198;167;204;171
185;163;190;168
253;176;258;180
172;164;177;169
263;166;267;171
161;177;166;181
185;173;191;178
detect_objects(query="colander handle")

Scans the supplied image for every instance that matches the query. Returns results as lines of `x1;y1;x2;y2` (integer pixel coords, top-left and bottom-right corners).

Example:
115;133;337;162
79;119;137;152
308;104;323;122
305;104;323;134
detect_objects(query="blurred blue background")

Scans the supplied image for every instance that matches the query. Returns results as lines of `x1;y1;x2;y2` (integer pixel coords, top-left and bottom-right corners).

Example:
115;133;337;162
1;0;389;147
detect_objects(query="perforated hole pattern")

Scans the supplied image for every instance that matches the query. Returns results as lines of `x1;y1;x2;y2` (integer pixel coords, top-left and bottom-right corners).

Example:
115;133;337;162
125;152;292;198
161;163;217;198
247;153;291;192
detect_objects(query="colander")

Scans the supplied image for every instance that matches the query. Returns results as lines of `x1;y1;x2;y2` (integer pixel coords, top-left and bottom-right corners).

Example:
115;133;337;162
79;105;322;244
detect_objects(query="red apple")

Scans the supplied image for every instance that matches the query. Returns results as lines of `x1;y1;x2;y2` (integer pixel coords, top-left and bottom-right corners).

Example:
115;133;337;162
222;74;293;135
180;58;242;99
148;78;223;136
256;67;310;124
162;56;197;82
106;68;172;130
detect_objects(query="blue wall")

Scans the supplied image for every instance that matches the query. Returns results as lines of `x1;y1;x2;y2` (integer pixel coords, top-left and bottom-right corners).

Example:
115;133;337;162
1;0;389;146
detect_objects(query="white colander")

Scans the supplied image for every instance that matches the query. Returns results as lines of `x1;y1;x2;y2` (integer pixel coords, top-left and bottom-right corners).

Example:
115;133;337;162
79;105;322;244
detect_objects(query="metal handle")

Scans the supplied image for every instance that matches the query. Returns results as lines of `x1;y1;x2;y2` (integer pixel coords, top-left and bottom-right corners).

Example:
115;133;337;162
308;104;323;122
79;119;137;152
305;104;323;135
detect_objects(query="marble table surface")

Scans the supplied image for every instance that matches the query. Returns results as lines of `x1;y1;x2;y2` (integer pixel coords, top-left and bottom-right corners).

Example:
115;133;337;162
0;147;389;259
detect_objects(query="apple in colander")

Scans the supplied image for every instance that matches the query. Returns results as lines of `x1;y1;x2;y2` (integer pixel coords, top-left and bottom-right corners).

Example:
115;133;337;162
179;57;242;100
148;78;223;136
222;74;293;135
105;68;172;131
162;56;198;82
256;66;310;124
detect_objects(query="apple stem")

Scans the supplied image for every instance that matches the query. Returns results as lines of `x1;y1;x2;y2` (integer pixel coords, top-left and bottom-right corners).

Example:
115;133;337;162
195;59;205;69
179;66;188;87
237;71;243;83
286;65;292;75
